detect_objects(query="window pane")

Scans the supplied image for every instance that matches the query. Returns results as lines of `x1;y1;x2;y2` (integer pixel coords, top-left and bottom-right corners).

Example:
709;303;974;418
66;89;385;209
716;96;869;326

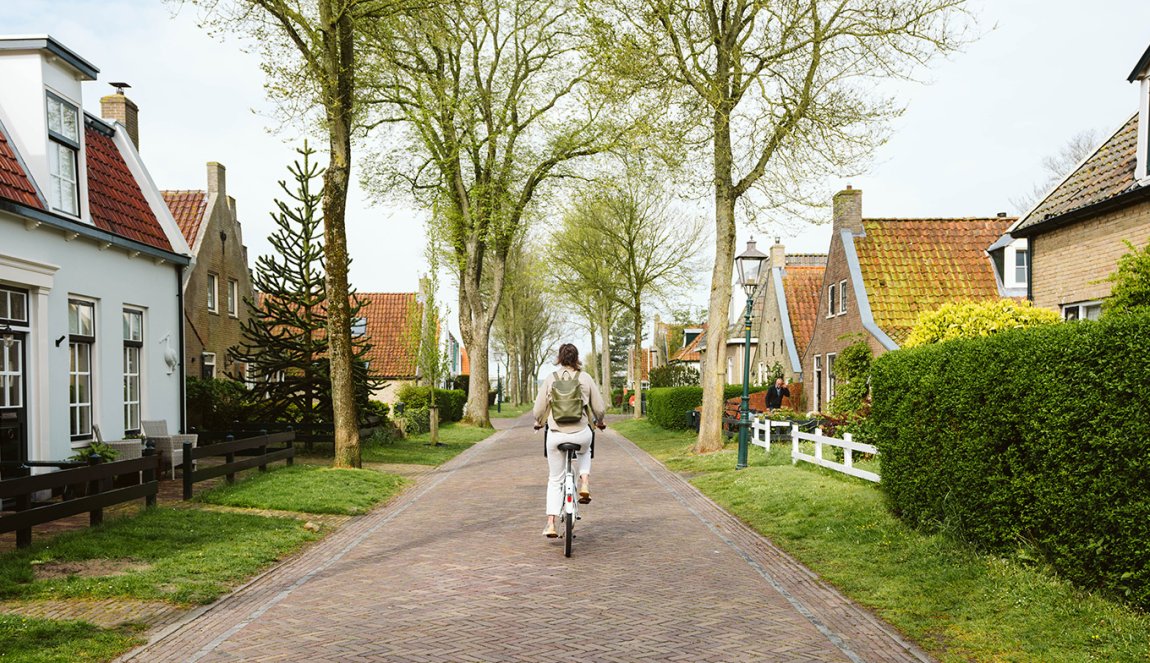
61;103;79;141
0;292;7;320
47;97;62;134
1086;304;1102;321
9;292;25;322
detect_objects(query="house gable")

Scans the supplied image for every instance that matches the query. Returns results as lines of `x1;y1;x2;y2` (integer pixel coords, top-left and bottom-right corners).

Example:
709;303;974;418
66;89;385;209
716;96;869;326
359;292;422;379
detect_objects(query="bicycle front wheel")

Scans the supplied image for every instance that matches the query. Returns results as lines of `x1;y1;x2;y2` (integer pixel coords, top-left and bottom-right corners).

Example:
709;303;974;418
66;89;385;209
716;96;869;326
563;509;574;557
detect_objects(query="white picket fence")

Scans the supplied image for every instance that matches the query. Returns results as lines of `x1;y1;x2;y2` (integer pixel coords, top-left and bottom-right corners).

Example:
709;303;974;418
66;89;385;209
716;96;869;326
749;419;880;483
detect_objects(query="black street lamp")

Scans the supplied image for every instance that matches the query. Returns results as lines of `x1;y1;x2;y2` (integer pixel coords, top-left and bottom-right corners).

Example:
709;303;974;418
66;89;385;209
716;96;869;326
735;237;768;469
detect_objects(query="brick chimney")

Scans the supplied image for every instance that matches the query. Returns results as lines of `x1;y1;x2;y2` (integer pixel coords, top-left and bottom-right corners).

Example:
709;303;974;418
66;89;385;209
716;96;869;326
207;162;227;199
769;238;786;269
832;185;863;234
100;90;139;149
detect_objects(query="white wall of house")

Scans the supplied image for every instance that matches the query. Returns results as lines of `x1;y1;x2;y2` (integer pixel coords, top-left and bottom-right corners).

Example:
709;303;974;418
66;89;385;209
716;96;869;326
1;212;183;462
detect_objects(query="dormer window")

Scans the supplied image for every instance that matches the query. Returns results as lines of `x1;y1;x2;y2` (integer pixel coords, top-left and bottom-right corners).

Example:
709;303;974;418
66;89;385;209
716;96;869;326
46;92;80;216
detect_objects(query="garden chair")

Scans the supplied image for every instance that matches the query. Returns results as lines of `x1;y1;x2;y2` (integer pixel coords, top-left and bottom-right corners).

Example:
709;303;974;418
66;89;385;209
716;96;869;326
141;420;197;475
92;425;143;461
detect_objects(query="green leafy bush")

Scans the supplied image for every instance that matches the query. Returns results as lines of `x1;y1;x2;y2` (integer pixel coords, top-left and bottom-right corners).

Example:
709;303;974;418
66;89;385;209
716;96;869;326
186;377;258;431
870;312;1150;607
69;441;119;463
394;385;466;422
827;340;872;416
1102;239;1150;317
398;406;431;436
647;385;769;429
903;299;1059;348
647;387;703;429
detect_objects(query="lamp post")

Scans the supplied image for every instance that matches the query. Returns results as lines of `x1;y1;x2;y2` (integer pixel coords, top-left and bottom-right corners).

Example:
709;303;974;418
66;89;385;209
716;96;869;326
735;237;768;469
494;351;504;413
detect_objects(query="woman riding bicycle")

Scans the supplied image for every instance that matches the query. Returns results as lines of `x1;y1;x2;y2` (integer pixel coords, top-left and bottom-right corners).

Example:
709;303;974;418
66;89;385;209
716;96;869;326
533;343;606;538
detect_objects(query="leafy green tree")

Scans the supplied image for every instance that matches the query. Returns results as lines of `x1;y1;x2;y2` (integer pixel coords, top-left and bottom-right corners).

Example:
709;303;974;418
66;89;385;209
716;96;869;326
362;0;647;427
231;145;379;429
594;0;971;449
649;364;700;388
903;299;1060;348
184;0;406;467
827;340;871;416
1102;240;1150;318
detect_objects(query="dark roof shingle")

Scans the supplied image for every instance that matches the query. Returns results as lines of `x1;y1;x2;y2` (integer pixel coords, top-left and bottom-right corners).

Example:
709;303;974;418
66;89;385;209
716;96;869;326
855;218;1012;345
1014;114;1140;234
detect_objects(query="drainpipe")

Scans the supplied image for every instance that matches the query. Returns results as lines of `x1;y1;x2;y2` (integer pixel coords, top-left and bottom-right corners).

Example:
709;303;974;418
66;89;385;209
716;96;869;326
177;264;187;433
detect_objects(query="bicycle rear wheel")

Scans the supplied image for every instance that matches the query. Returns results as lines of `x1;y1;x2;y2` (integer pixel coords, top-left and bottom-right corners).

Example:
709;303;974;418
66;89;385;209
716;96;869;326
563;510;574;557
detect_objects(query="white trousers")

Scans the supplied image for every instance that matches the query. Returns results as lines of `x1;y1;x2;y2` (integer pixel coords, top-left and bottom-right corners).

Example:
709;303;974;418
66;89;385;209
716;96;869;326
545;427;593;516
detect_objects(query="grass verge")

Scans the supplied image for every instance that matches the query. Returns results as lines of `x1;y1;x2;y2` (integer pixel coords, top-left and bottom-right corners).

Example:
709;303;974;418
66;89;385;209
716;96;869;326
197;464;406;515
0;508;318;605
361;423;494;465
488;403;532;418
614;418;1150;662
0;615;142;663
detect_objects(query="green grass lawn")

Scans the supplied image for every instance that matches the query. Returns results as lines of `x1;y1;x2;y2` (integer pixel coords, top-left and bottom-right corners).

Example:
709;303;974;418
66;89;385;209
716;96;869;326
0;508;318;605
0;615;142;663
360;423;494;465
614;418;1150;662
489;402;532;418
197;464;406;515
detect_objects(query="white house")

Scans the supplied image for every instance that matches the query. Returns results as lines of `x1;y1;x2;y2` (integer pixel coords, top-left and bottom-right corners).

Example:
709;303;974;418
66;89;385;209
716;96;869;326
0;36;191;471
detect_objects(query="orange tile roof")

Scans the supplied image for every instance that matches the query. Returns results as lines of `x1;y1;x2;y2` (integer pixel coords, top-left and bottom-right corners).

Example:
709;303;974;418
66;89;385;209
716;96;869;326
854;218;1012;345
781;265;825;357
85;122;172;251
162;190;207;245
1015;114;1139;234
0;121;42;209
358;292;422;378
671;329;702;362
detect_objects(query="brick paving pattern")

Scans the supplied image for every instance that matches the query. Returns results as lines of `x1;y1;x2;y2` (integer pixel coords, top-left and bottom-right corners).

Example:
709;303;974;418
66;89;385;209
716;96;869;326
122;417;931;662
0;598;183;629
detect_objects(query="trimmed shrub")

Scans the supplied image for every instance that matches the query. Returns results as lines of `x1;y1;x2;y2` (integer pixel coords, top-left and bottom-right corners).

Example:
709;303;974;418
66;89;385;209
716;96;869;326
870;312;1150;607
186;377;258;431
647;387;703;429
395;385;466;422
647;384;770;430
903;299;1059;347
649;364;700;387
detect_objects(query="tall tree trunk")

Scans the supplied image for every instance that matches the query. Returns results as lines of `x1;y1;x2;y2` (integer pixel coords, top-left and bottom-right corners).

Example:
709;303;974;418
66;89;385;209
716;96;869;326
632;303;643;419
321;0;360;468
697;106;737;453
599;303;612;411
588;318;599;384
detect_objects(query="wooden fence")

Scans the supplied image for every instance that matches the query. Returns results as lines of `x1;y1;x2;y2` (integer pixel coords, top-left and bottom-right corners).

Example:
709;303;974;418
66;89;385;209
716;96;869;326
748;418;793;448
789;425;880;483
181;431;296;500
193;417;385;452
0;453;161;548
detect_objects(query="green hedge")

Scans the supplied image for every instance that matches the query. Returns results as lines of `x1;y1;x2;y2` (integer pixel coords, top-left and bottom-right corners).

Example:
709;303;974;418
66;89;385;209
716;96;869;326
395;386;466;422
869;313;1150;607
647;384;769;430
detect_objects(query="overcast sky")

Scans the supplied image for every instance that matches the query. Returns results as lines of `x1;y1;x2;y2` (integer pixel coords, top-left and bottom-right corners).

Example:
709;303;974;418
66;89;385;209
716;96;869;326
7;0;1150;338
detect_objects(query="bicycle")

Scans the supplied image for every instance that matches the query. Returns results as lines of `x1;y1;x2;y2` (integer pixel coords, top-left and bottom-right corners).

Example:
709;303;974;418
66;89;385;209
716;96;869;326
538;423;605;558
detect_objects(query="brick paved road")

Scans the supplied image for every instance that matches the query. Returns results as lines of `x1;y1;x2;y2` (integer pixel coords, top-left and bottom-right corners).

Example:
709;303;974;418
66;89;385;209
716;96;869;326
122;416;930;662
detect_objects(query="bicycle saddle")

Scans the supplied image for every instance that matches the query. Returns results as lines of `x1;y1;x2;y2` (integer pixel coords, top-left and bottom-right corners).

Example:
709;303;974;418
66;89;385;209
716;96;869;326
556;443;582;452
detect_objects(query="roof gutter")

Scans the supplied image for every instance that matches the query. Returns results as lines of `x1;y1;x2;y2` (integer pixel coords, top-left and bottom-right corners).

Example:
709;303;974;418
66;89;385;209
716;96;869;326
0;199;189;265
772;266;803;376
1012;184;1150;239
841;229;899;351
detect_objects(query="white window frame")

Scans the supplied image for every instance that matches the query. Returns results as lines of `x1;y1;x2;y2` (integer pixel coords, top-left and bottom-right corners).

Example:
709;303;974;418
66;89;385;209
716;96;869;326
1062;301;1102;322
813;355;823;412
123;309;143;434
826;352;837;403
1;334;22;410
839;279;848;314
351;317;367;337
227;279;238;317
69;299;96;441
1004;241;1029;289
827;283;837;318
202;352;216;379
207;273;218;313
46;92;81;217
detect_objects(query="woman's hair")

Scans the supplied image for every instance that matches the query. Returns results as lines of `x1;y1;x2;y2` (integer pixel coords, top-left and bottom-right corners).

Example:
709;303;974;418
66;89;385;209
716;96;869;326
556;343;582;370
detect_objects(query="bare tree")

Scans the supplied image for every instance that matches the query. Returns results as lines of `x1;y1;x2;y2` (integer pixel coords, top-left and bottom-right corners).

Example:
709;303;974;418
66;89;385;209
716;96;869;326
1011;129;1101;213
595;0;971;450
494;240;563;405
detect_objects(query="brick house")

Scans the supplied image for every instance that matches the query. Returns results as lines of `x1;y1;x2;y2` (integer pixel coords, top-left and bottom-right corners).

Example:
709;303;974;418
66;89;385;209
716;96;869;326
1003;44;1150;318
0;36;191;467
163;162;256;380
801;187;1012;412
750;242;826;389
668;327;703;372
